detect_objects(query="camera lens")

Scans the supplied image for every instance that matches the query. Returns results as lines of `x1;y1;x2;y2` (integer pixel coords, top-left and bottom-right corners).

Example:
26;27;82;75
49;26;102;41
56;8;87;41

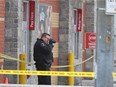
51;39;56;43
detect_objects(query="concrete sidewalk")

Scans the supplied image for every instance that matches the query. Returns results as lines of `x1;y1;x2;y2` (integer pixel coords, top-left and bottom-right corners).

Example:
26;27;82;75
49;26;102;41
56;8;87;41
0;84;93;87
1;84;116;87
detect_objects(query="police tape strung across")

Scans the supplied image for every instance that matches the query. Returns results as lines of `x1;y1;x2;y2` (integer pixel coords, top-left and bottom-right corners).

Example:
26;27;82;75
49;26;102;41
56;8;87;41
0;70;116;78
0;70;94;77
0;53;95;68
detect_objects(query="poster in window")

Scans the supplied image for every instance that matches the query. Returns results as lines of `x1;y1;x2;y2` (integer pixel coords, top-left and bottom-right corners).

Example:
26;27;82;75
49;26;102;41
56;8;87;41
38;4;52;37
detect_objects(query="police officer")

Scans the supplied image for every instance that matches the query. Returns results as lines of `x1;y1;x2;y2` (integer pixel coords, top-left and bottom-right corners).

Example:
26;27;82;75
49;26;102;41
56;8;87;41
33;33;54;85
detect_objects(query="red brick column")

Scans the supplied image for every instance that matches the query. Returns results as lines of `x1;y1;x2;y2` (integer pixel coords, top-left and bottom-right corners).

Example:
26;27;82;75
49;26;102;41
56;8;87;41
0;0;5;83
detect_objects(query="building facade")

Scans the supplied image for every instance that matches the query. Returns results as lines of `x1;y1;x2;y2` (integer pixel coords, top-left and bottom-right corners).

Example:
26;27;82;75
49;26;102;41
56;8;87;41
2;0;95;85
4;0;60;84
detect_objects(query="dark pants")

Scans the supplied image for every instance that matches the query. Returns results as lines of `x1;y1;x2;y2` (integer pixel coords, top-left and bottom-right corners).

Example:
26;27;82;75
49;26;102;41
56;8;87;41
38;75;51;85
35;64;51;85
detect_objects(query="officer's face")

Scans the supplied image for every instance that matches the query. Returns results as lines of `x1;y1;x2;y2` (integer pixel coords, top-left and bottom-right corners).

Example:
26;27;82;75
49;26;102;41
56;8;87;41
44;35;50;44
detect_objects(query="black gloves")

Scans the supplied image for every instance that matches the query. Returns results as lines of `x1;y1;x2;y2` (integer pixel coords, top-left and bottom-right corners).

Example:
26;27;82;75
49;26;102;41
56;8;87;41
49;39;56;45
49;39;53;45
49;39;56;48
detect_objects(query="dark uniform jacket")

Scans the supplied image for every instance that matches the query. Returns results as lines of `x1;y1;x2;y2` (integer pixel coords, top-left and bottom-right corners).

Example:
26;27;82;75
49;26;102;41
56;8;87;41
33;38;53;70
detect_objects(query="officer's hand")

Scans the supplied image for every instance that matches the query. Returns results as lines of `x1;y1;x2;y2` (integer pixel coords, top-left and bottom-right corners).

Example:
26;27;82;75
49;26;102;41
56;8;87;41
49;39;53;45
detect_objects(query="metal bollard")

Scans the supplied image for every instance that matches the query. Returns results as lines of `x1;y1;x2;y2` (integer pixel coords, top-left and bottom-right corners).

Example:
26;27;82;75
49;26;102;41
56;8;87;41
68;52;74;85
19;54;26;84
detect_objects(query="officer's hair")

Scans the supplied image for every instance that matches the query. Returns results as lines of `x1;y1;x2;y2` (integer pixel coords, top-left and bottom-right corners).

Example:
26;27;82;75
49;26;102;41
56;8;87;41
41;33;50;38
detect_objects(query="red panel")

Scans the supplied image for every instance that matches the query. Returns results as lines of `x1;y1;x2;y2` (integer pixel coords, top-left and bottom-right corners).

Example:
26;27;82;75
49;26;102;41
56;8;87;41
0;0;5;83
76;9;82;32
29;1;35;30
85;32;96;49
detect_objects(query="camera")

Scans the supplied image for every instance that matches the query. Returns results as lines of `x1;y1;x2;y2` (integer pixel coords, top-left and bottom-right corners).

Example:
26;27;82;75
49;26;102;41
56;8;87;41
49;39;56;44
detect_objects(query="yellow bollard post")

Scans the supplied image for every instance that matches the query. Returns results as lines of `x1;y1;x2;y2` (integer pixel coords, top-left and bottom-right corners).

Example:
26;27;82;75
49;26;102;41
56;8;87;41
19;54;26;84
68;52;74;85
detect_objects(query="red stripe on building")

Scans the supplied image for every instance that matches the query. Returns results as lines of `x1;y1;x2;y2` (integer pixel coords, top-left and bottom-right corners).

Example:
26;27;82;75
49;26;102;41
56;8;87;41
52;27;59;42
0;0;5;83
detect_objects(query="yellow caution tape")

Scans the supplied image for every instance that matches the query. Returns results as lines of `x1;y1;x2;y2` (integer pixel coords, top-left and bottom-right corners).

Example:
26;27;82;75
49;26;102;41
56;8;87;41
0;70;95;77
0;53;33;64
0;53;95;68
1;53;116;69
0;70;116;78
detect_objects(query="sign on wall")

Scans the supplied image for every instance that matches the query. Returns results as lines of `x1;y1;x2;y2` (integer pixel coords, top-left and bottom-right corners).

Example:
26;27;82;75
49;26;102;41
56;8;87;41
29;1;35;30
76;9;82;32
106;0;116;14
38;4;52;37
85;32;96;49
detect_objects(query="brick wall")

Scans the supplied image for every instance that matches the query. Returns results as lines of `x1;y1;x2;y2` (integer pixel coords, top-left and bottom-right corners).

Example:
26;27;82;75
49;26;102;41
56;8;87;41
0;0;5;83
5;0;18;84
85;1;94;73
59;0;69;85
